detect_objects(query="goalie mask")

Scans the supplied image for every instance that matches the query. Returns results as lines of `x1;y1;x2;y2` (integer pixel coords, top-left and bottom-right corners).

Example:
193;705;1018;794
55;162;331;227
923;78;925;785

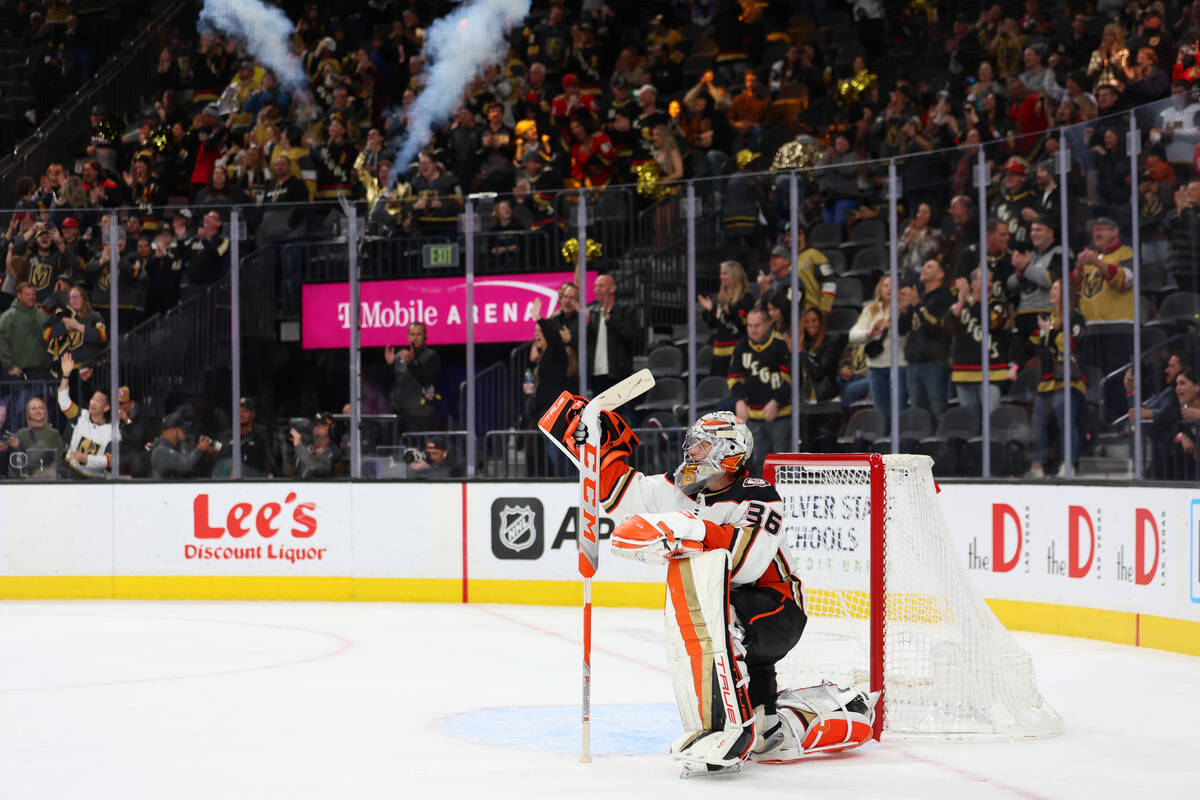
673;411;753;496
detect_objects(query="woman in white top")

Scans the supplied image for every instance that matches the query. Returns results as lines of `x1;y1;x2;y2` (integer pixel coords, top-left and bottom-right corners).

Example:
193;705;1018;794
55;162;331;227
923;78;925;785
897;202;941;275
847;274;908;423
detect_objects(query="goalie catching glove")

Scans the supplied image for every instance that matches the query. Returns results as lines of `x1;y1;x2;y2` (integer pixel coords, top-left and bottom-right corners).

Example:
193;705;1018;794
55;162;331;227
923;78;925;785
538;390;639;501
610;511;707;564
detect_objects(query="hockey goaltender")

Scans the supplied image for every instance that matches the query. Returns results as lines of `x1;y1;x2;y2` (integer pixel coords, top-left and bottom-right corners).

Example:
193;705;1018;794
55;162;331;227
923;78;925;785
542;398;879;778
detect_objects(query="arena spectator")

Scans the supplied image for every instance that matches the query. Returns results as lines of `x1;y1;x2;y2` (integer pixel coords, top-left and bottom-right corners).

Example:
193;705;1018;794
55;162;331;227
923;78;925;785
1027;280;1085;478
586;274;638;395
796;307;843;452
44;285;107;376
729;307;791;471
946;267;1011;413
56;352;111;480
785;225;836;314
1089;23;1131;91
699;260;754;378
0;282;52;419
1128;353;1188;480
3;395;63;478
151;411;217;479
385;321;440;434
217;397;278;479
849;274;908;425
116;385;150;478
1070;217;1134;322
1165;179;1200;290
1008;219;1061;350
898;202;942;276
899;260;954;418
407;435;462;479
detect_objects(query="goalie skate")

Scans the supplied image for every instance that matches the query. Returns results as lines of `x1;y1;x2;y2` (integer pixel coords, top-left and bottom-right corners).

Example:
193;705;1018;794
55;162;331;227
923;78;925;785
750;681;880;764
678;760;744;779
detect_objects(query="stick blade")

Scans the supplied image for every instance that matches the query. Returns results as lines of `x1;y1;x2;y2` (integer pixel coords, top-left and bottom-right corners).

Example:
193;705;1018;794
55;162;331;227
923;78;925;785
590;368;656;412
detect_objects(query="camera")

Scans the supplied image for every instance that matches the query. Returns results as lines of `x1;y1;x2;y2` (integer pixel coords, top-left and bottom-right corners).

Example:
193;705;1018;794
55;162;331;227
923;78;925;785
403;448;428;464
55;308;70;320
288;417;314;445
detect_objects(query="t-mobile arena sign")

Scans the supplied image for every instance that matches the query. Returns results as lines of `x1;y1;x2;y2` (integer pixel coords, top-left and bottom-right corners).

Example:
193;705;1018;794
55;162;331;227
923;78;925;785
302;271;596;348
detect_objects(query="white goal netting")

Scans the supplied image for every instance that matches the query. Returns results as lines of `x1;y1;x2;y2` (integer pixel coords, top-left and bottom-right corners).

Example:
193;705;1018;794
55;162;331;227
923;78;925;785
767;453;1062;739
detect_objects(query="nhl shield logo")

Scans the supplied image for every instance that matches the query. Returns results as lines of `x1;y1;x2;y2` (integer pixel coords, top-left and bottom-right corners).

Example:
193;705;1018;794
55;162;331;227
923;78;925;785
491;497;544;559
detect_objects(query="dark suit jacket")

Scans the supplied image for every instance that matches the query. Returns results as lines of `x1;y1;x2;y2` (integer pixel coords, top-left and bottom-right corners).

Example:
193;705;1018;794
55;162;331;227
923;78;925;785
586;300;639;381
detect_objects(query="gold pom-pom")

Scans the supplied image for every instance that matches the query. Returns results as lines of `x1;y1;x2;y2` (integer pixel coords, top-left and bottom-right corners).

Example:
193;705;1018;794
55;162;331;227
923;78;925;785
771;138;823;172
561;237;602;264
634;161;673;201
835;69;877;106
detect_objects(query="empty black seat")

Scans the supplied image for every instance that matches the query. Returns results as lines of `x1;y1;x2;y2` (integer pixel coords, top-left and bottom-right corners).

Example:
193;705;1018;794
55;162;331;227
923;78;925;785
646;345;684;379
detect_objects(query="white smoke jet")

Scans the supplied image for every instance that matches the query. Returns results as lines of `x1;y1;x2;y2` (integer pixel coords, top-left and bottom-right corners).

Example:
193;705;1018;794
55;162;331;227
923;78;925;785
198;0;307;90
390;0;531;182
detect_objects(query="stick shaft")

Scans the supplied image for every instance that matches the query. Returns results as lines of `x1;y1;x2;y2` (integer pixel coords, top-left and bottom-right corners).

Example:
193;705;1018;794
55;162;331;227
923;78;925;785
581;577;592;762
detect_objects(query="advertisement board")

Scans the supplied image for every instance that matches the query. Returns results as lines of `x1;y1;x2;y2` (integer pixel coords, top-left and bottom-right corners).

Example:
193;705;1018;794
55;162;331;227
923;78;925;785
466;482;663;585
301;271;597;349
1;479;1198;654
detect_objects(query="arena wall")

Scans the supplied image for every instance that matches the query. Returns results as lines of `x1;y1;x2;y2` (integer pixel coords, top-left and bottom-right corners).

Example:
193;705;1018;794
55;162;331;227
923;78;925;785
1;480;1197;657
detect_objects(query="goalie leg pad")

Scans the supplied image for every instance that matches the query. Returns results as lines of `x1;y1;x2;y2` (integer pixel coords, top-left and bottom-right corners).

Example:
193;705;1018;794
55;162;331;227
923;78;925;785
664;550;755;771
751;681;880;762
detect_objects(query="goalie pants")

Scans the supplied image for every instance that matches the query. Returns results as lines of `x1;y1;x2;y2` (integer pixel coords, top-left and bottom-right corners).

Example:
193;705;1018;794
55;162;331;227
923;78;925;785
730;586;806;712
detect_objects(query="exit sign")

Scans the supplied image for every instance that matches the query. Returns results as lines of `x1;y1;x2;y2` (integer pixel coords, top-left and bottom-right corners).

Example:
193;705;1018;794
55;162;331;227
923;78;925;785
423;243;459;268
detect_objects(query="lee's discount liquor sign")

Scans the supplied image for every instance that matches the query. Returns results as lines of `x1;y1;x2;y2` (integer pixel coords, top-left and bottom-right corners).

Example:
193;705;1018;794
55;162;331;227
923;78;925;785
301;271;596;349
110;484;356;576
185;491;325;564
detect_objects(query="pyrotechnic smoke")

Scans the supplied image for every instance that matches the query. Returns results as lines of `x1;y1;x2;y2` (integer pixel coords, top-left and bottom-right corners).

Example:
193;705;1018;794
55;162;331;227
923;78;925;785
389;0;531;183
198;0;307;90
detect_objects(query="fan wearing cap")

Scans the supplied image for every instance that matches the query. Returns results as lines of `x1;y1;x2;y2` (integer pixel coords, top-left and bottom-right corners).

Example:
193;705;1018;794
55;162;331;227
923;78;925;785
992;158;1038;246
151;410;217;480
218;397;279;478
23;221;68;307
551;73;598;140
407;435;461;479
1070;217;1135;322
56;352;114;479
290;413;337;479
871;83;918;159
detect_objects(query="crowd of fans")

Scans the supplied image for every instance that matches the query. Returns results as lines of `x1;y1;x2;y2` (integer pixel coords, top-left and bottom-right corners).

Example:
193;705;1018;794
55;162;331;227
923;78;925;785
2;0;1200;481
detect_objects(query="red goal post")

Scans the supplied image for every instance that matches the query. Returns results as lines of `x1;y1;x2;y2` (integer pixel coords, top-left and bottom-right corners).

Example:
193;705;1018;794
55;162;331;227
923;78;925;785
763;452;1062;741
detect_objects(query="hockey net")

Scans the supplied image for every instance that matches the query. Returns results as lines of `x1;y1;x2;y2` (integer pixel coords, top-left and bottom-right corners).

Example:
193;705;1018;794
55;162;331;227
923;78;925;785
764;453;1062;740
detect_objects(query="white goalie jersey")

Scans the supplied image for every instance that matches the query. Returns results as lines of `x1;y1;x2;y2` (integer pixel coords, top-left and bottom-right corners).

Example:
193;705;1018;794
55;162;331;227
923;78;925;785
603;469;802;605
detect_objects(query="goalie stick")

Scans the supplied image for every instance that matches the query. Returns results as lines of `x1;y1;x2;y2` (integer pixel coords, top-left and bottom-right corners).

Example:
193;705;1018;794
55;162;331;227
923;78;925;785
538;368;655;763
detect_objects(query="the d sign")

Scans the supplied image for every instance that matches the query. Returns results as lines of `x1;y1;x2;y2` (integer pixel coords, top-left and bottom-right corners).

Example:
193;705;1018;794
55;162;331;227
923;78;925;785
991;504;1021;573
1068;505;1094;578
1135;508;1159;586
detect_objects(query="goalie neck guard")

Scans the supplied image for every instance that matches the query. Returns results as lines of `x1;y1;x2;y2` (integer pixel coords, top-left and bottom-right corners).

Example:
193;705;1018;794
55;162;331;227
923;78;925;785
673;411;754;496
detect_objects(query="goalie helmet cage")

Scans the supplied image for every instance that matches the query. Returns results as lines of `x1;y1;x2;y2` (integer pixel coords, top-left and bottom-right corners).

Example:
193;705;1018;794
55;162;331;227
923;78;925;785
763;452;1062;741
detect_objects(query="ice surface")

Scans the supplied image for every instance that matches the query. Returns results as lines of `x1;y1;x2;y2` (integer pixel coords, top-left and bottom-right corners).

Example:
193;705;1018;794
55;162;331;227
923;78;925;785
1;600;1195;799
